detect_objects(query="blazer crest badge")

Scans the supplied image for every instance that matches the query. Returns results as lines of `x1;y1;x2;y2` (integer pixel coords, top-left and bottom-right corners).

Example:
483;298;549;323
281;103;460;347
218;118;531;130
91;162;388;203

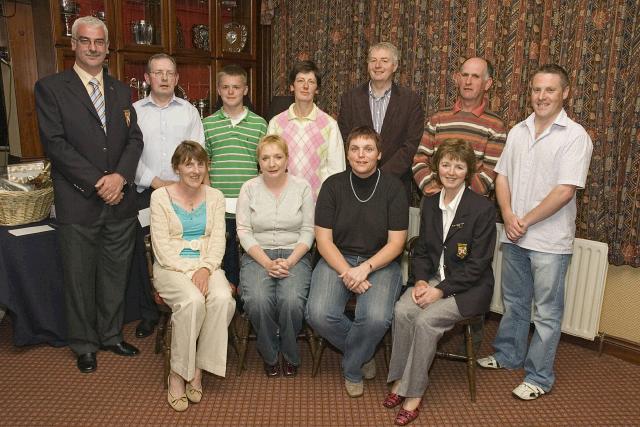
123;109;131;127
457;243;468;259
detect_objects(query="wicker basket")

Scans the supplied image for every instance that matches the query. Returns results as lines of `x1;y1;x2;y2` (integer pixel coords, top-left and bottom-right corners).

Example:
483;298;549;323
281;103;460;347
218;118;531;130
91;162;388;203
0;187;55;226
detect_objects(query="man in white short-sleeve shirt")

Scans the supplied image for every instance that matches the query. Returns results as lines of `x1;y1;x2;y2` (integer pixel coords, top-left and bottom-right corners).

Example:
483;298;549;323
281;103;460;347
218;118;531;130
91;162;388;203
477;64;593;401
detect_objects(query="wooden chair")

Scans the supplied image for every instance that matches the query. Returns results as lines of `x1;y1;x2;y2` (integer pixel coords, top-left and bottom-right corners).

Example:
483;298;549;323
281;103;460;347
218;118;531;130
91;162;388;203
143;234;240;387
406;235;483;402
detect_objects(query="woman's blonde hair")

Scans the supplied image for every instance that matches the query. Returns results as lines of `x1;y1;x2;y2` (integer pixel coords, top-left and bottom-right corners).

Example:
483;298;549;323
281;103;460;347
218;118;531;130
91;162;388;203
257;134;289;159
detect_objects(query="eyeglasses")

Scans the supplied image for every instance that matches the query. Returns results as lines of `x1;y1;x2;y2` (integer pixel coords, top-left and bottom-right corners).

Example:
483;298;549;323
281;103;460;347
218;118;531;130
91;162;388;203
73;37;107;48
149;71;177;79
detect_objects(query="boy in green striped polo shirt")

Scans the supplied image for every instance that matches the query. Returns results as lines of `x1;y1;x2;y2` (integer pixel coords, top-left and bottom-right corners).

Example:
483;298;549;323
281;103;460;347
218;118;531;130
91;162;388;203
203;64;267;287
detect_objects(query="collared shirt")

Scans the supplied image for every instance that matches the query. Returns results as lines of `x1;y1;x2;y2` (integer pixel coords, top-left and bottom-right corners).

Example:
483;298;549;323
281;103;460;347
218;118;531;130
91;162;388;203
495;109;593;254
267;103;346;200
133;95;205;192
437;185;465;280
203;107;267;205
73;63;104;97
368;82;392;133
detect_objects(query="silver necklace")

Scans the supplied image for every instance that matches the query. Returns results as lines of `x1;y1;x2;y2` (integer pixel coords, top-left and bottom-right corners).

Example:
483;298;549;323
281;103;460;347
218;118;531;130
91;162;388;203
350;169;381;203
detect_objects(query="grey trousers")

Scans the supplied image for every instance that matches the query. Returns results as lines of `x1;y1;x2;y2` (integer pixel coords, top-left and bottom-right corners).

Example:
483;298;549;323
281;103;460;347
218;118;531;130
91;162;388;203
387;287;463;398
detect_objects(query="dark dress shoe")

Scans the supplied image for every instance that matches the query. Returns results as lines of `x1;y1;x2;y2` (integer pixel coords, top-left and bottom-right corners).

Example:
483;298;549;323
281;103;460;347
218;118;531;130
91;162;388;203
77;353;97;373
282;361;298;377
135;319;157;338
263;362;280;377
100;341;140;356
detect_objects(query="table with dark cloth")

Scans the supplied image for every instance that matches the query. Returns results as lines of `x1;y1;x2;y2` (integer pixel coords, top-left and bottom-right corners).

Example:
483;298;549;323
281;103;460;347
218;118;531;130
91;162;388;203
0;219;143;347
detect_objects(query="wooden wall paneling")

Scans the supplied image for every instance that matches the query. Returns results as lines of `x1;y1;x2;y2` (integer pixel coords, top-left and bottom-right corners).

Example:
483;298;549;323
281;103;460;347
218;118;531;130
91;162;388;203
32;1;56;78
5;2;42;159
257;16;271;116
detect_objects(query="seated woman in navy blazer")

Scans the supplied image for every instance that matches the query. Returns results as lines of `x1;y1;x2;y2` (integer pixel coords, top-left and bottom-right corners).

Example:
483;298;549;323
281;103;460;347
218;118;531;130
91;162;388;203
384;139;496;426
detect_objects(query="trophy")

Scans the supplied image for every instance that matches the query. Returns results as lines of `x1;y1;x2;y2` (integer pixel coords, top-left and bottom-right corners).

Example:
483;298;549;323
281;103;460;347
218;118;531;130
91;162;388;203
192;25;209;50
223;22;248;53
129;78;150;100
131;20;154;45
192;99;210;119
60;0;80;37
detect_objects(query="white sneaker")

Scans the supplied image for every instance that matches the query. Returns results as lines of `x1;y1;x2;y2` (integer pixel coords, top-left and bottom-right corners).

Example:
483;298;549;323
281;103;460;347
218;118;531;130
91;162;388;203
477;355;503;369
362;358;377;380
512;382;546;400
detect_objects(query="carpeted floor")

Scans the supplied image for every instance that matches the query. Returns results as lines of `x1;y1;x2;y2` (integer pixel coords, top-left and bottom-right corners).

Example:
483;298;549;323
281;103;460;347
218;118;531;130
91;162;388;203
0;318;638;426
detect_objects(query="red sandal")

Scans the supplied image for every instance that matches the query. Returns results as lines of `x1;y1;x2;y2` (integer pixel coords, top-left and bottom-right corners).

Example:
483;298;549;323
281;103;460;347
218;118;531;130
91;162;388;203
394;408;419;426
383;392;405;409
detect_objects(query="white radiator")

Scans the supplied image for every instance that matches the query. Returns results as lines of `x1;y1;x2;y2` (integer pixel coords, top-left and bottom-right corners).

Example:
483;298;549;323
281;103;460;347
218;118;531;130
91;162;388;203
490;224;609;340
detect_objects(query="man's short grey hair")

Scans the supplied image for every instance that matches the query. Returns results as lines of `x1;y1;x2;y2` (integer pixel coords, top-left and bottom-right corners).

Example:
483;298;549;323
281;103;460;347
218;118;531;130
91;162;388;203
368;42;399;64
71;16;109;44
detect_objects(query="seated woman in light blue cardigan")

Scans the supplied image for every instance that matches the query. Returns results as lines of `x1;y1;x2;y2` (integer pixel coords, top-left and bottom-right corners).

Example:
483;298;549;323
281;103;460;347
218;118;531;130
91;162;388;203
236;134;315;377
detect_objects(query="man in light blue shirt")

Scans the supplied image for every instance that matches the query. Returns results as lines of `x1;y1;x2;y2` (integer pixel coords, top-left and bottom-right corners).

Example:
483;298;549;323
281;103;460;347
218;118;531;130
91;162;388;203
131;53;205;338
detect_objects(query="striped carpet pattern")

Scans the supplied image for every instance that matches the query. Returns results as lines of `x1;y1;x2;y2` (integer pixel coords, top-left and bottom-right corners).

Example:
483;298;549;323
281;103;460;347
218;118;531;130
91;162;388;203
0;318;638;426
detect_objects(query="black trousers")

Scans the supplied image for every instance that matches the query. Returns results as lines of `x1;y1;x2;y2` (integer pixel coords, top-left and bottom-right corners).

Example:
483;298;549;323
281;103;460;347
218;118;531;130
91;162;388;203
57;207;137;355
131;189;159;324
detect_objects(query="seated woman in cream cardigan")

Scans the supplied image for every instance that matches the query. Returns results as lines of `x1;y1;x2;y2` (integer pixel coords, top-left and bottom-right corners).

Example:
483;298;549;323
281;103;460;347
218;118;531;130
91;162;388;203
150;141;235;412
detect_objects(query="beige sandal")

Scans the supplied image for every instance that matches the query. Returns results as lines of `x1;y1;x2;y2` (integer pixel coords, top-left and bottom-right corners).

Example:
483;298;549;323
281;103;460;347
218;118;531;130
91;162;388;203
186;382;203;403
167;375;188;412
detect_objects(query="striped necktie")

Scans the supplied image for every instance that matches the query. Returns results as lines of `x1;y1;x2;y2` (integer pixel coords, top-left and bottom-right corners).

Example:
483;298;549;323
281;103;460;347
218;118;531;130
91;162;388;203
89;78;106;133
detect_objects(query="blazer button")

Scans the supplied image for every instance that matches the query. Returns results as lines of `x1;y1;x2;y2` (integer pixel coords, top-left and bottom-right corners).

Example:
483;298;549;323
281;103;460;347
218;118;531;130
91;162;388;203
102;147;107;151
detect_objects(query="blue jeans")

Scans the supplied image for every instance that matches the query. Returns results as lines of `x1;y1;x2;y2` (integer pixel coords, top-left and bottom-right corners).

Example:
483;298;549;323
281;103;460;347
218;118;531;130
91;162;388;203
239;249;311;366
305;256;403;382
492;243;571;391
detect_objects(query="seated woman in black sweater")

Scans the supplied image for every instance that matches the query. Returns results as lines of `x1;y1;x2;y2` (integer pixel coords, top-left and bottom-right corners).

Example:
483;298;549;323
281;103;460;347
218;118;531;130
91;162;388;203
306;126;409;398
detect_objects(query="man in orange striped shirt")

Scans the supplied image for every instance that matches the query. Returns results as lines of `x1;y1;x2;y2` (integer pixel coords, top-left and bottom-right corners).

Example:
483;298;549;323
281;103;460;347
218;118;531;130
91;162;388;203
412;57;506;198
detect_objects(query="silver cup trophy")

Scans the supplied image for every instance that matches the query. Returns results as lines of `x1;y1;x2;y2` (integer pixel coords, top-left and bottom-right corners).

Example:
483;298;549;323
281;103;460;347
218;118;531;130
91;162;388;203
60;0;80;37
131;20;154;45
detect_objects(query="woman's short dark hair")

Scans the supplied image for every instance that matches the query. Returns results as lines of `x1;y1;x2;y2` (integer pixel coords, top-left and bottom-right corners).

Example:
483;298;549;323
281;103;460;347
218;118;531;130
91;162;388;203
171;141;209;171
346;126;382;152
432;139;476;187
288;60;321;89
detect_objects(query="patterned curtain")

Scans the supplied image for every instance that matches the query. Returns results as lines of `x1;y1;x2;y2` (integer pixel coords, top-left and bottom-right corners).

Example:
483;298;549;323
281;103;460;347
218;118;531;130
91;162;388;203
264;0;640;267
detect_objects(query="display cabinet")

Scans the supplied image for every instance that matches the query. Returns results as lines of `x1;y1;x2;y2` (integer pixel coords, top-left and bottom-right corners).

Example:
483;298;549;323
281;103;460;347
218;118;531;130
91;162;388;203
114;0;167;50
49;0;260;110
169;0;212;55
50;0;110;46
54;47;117;76
176;58;214;118
216;0;256;59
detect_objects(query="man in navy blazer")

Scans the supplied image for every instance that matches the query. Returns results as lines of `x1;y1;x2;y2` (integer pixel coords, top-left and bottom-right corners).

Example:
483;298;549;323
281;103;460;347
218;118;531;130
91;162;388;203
34;16;143;373
338;42;424;198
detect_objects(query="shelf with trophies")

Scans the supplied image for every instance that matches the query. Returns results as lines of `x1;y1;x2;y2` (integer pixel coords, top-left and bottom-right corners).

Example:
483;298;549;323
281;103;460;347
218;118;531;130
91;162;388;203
169;0;213;56
54;47;117;76
48;0;259;110
119;52;212;119
51;0;109;46
114;0;167;50
216;0;255;59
